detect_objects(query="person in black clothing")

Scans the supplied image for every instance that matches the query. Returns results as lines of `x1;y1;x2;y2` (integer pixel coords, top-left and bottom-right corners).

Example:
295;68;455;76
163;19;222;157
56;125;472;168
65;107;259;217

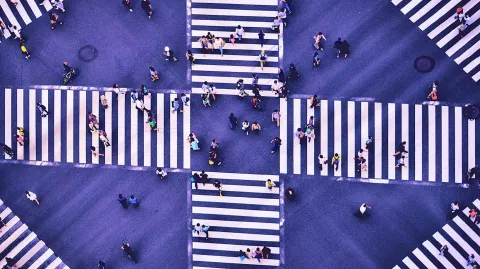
467;165;479;180
334;37;342;58
288;63;300;80
393;141;408;157
0;143;14;158
252;84;262;99
262;246;272;259
141;0;153;19
0;217;5;229
121;243;138;263
199;170;209;186
228;113;238;130
340;40;350;58
191;173;200;189
5;257;16;268
278;68;285;84
49;11;63;30
285;187;295;201
118;194;128;208
98;260;106;269
122;0;133;12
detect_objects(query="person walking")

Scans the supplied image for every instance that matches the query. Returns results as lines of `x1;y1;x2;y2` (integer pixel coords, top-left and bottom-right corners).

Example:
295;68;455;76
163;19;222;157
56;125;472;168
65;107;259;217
199;170;209;186
258;29;265;47
202;93;211;107
288;63;300;80
191;173;200;189
214;37;225;56
439;245;449;256
0;143;14;158
98;260;106;269
305;124;315;143
198;35;208;56
266;179;276;191
141;0;153;18
427;81;438;101
318;154;327;171
121;243;138;263
213;179;223;196
271;80;280;95
254;247;263;263
122;0;133;12
210;139;219;152
313;32;327;50
235;25;245;41
201;224;210;239
259;50;267;70
206;32;214;50
364;136;373;151
0;216;6;229
285;187;295;201
271;137;282;154
90;146;105;157
278;68;285;84
128;195;139;208
239;250;247;261
164;46;178;61
280;84;289;100
251;73;259;86
310;94;320;108
229;113;238;129
467;165;479;180
251;96;263;111
359;203;371;217
156;168;167;180
186;50;195;66
294;128;304;142
181;93;190;108
209;151;221;166
242;120;250;135
149;66;159;81
20;42;31;59
49;11;63;30
331;153;340;171
467;254;476;266
272;16;281;33
25;191;40;205
251;122;261;135
187;133;200;151
313;52;321;67
448;201;460;219
340;40;350;58
395;156;407;168
118;194;128;208
279;8;287;27
334;37;342;58
51;0;65;12
100;95;108;109
272;109;281;127
5;257;16;269
14;134;24;146
172;98;181;113
262;246;272;259
193;223;202;236
36;103;49;117
207;84;216;100
393;141;408;156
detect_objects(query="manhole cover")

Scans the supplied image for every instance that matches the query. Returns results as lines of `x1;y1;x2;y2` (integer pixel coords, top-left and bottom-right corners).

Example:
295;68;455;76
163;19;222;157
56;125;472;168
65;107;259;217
78;45;98;63
414;56;435;73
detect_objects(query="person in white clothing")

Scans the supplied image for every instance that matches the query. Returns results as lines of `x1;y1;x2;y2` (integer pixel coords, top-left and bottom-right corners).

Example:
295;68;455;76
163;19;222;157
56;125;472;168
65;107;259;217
271;80;280;95
51;0;65;12
25;191;40;205
318;154;327;171
235;25;245;41
359;203;371;216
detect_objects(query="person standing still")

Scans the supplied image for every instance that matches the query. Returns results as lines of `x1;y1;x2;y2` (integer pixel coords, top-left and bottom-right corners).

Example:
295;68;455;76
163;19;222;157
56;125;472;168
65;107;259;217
25;191;40;205
141;0;153;18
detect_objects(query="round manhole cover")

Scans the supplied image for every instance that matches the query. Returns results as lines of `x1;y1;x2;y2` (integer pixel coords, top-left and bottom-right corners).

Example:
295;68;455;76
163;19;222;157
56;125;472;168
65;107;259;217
414;56;435;73
78;45;98;63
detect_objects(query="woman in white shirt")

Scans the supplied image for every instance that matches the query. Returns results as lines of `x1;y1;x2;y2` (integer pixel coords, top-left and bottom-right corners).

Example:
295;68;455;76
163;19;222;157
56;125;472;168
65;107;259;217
235;25;245;41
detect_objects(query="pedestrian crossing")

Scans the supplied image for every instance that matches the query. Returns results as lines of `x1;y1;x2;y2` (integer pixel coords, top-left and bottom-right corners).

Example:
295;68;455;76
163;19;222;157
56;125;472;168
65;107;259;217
0;199;69;269
0;0;59;39
279;98;479;184
393;198;480;269
190;171;281;268
190;0;281;96
0;88;191;169
392;0;480;82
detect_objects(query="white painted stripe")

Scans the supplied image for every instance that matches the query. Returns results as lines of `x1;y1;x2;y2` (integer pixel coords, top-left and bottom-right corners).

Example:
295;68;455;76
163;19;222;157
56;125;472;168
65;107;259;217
54;90;61;162
4;88;11;160
45;257;63;269
29;89;36;161
334;101;341;176
192;206;279;218
105;92;112;165
388;103;395;179
401;104;409;180
193;267;227;269
453;216;480;246
374;103;382;178
0;199;3;207
157;94;164;168
306;100;315;175
0;207;12;220
420;0;461;31
441;107;449;182
16;89;24;159
392;0;403;6
443;224;479;257
15;1;32;25
193;242;279;254
130;95;138;166
456;40;480;65
393;266;401;269
192;75;275;86
192;30;278;40
468;119;475;178
445;11;480;56
192;42;278;51
320;100;328;176
2;216;20;234
118;93;125;165
410;0;441;23
427;0;479;39
0;17;11;38
193;254;279;266
16;241;45;267
423;240;455;268
193;183;279;194
79;91;86;163
192;64;277;74
293;99;301;174
0;0;20;29
195;231;279;242
463;54;480;73
428;106;436;182
474;199;480;209
192;218;279;230
144;96;151;167
194;54;279;62
454;107;463;183
192;87;277;97
26;0;43;18
280;98;287;174
43;0;52;11
473;69;480;82
28;248;54;269
402;256;419;269
170;94;178;168
192;194;279;206
347;101;355;177
42;89;48;161
360;102;368;178
91;91;99;164
191;171;279;181
415;105;422;181
412;248;437;269
193;19;273;28
192;0;278;5
66;91;74;163
401;0;422;15
183;94;191;169
435;233;469;267
1;232;36;263
0;223;28;252
192;8;278;17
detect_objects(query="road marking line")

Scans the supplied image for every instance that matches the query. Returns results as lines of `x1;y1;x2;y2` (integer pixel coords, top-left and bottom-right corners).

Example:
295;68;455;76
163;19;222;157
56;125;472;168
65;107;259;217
401;104;409;180
79;91;86;163
4;88;11;160
16;89;24;160
157;94;164;168
388;103;395;179
374;103;382;178
441;106;449;182
280;98;287;174
306;100;315;175
130;94;138;166
347;101;355;177
320;100;328;176
105;92;112;164
454;107;462;183
334;101;341;176
92;91;99;164
42;89;48;161
144;95;151;167
29;89;36;160
54;90;61;162
293;99;300;174
183;94;191;169
66;91;73;162
415;105;422;181
170;94;178;168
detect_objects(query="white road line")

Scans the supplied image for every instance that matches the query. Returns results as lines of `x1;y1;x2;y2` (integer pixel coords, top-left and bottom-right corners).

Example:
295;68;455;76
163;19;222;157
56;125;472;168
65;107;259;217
130;95;138;166
191;171;279;181
66;91;73;163
192;64;277;74
45;257;63;269
445;10;480;55
415;105;422;181
183;94;191;169
1;216;19;234
194;54;279;62
433;232;467;266
280;98;287;174
92;91;99;164
191;219;279;230
468;119;475;177
334;101;341;176
427;0;479;39
26;0;42;18
144;96;151;167
192;194;279;206
374;103;382;178
0;0;20;29
192;8;278;17
293;99;301;174
42;0;52;11
15;1;32;25
105;92;112;164
192;254;279;266
455;40;480;65
29;89;36;161
306;100;315;175
0;207;11;219
4;89;11;160
402;256;420;269
463;54;480;73
193;19;273;28
360;102;368;178
79;91;86;163
42;89;48;161
401;104;409;180
410;0;441;23
392;0;403;6
192;42;278;51
443;224;479;258
192;30;278;40
423;240;455;268
401;0;422;15
320;100;328;176
0;17;11;38
412;248;437;269
193;242;279;253
157;94;164;168
192;88;277;97
196;231;279;242
388;103;395;179
118;93;125;165
393;266;401;269
0;232;36;264
347;101;355;177
192;206;279;218
428;106;436;182
474;69;480;82
441;107;449;182
192;0;278;5
193;183;279;194
28;248;54;269
193;75;275;86
420;0;461;31
473;199;480;209
454;107;462;183
453;216;480;246
16;89;24;160
54;90;61;162
170;94;178;168
16;241;44;267
0;223;28;252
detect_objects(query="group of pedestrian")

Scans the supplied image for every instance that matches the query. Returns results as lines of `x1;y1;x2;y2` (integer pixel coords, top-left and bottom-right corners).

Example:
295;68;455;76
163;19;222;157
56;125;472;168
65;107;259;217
122;0;153;18
191;171;210;190
117;193;139;208
193;223;210;239
239;246;272;263
201;81;216;107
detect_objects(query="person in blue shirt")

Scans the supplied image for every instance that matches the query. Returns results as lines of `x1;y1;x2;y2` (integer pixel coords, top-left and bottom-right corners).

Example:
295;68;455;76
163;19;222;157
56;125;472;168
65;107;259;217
129;195;138;208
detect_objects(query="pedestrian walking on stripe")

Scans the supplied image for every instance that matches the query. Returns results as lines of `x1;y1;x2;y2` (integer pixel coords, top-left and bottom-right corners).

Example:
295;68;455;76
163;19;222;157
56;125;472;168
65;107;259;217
258;29;265;47
439;245;449;256
191;173;200;189
364;136;373;151
393;141;408;156
100;95;108;109
215;37;225;56
186;50;195;66
262;246;271;259
259;50;267;70
156;168;167;180
242;120;250;135
213;179;223;196
0;217;6;230
318;154;327;171
90;146;104;157
395;156;407;168
141;0;153;18
331;153;340;171
0;143;14;158
25;191;40;205
252;84;261;99
14;134;24;146
265;179;276;191
288;63;300;80
235;25;245;41
279;8;287;27
254;247;263;263
36;103;49;117
118;194;128;208
200;171;209;186
198;36;208;56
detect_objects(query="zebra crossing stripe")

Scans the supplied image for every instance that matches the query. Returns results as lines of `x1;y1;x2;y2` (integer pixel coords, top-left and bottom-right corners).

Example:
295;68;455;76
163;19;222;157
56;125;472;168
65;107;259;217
29;248;54;269
192;218;279;229
192;0;278;5
170;94;178;169
15;91;24;161
0;207;12;219
347;101;355;178
441;106;449;183
192;19;272;28
79;91;86;163
306;100;315;175
183;94;191;169
66;90;74;163
401;0;422;15
422;240;455;268
0;232;36;264
452;216;480;246
412;248;437;269
144;96;151;167
374;103;381;178
293;99;300;174
0;17;11;38
92;91;100;164
42;89;49;161
334;101;341;176
16;240;45;267
427;0;480;39
192;42;278;52
193;183;279;194
401;104;409;180
193;242;279;253
192;8;278;17
320;100;328;176
472;69;480;82
105;92;112;164
192;206;279;218
28;90;36;160
468;120;475;178
393;266;401;269
388;103;395;179
118;93;125;166
463;54;480;73
193;194;279;206
54;90;61;162
428;106;435;182
192;30;278;39
414;105;422;181
455;40;480;65
130;94;138;166
474;199;480;209
15;1;32;25
198;231;278;242
4;89;11;160
402;256;419;269
279;98;287;174
438;8;480;48
443;224;479;258
192;171;279;181
409;0;441;23
2;216;20;234
196;54;279;62
360;102;368;178
432;232;466;266
192;75;276;86
193;254;280;266
0;223;28;252
157;93;165;168
391;0;403;6
0;0;20;29
45;257;63;269
43;0;53;11
454;107;462;183
192;64;277;74
192;87;277;97
419;0;461;31
26;0;43;18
